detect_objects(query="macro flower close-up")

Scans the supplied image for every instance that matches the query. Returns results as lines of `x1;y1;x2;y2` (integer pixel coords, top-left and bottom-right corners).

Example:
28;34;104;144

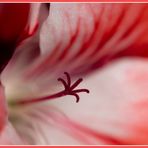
0;3;148;145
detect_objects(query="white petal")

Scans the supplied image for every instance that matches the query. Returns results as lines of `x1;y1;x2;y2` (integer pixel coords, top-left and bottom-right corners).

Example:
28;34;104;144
0;122;25;145
50;57;148;144
9;105;85;145
28;3;48;34
1;4;49;101
9;57;148;145
39;3;148;76
2;3;148;103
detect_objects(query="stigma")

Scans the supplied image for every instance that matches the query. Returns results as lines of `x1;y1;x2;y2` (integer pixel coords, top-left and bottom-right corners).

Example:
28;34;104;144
14;72;89;106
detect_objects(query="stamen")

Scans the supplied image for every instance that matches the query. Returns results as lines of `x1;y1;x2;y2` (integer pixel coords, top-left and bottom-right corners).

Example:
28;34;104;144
16;72;89;106
70;93;80;103
64;72;71;86
57;78;68;90
70;78;83;90
72;89;89;93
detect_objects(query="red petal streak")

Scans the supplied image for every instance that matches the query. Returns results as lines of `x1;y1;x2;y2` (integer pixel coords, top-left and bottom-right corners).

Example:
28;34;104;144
35;4;148;77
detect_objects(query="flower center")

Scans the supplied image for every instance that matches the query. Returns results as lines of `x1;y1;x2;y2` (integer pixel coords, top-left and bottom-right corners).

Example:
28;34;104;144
9;72;89;106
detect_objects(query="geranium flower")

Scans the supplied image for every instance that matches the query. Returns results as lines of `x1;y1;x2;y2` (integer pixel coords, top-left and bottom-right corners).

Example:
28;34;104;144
0;3;148;145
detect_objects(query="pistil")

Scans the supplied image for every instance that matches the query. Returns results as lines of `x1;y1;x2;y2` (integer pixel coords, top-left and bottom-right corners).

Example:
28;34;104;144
15;72;89;105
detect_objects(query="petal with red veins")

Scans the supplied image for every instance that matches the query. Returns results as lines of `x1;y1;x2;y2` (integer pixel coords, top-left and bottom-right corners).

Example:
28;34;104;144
37;3;148;76
27;3;48;36
8;58;148;144
27;3;41;35
2;4;148;103
3;3;148;78
50;58;148;144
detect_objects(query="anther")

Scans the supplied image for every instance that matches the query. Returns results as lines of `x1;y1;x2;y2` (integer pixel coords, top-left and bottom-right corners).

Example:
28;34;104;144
64;72;71;86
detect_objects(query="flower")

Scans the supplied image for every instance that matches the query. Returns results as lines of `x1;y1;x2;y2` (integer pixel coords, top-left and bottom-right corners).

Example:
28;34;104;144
1;3;148;145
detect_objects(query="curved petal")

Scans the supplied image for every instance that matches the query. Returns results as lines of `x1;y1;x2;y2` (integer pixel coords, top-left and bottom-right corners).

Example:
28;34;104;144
2;4;148;104
50;58;148;144
3;3;148;76
0;122;25;145
8;104;114;145
1;4;49;101
4;4;148;77
36;3;148;76
8;58;148;145
27;3;48;35
1;3;48;81
8;105;80;145
2;4;148;145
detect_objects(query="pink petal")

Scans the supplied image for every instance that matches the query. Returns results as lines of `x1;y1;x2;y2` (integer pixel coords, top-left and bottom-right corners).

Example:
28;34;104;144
1;3;48;79
0;83;7;133
0;122;25;145
2;4;148;107
1;4;49;100
37;3;148;76
3;3;148;75
51;58;148;144
2;4;148;145
8;3;148;84
27;4;48;35
8;104;115;145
